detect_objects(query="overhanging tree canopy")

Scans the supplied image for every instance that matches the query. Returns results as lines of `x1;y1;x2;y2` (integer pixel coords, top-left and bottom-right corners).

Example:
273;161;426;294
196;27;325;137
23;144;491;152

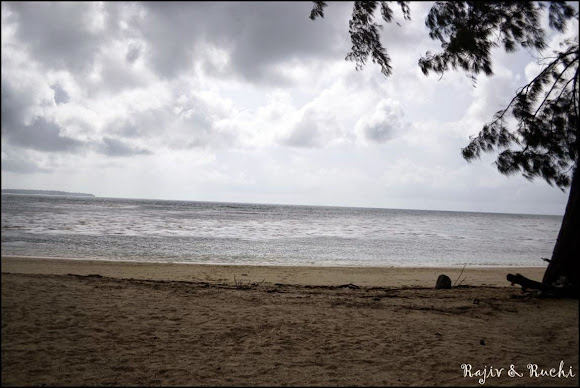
310;1;579;296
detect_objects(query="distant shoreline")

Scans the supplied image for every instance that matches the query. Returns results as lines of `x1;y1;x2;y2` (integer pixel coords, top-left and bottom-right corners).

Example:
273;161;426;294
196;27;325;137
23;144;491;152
1;189;95;198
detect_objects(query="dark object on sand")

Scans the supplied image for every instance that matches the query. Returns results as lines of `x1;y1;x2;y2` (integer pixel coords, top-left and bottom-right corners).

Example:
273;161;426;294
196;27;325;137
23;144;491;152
507;273;579;298
338;283;360;289
435;275;452;289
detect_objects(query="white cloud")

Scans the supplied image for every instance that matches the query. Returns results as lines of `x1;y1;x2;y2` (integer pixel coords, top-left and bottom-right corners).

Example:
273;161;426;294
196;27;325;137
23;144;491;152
1;1;571;215
355;98;406;144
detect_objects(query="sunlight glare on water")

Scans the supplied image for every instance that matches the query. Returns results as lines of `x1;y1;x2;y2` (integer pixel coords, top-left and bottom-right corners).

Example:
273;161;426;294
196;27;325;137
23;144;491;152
1;194;562;267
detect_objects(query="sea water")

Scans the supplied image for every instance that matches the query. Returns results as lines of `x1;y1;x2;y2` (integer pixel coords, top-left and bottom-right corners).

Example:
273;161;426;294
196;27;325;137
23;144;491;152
1;194;562;267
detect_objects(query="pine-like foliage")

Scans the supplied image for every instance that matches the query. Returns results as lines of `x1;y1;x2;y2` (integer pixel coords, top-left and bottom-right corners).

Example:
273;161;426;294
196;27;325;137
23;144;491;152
310;1;410;77
311;1;578;189
461;41;578;189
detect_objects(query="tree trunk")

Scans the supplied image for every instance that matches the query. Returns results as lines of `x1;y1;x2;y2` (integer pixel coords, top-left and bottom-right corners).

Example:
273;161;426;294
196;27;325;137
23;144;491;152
542;163;580;288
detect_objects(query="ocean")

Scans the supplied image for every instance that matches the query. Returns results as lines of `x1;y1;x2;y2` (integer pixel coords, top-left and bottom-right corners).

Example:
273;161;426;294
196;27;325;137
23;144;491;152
1;194;562;267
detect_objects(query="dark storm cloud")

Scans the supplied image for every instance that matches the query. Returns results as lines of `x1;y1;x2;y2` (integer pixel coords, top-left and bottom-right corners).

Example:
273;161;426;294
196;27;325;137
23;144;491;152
125;43;142;64
2;1;373;88
358;100;406;144
2;117;85;152
216;2;349;84
1;1;353;157
98;137;152;157
104;100;236;151
363;121;397;143
6;2;106;73
1;80;30;132
283;120;323;148
1;158;49;174
282;109;339;148
107;110;171;140
138;1;349;82
1;79;153;157
1;82;84;152
51;84;70;105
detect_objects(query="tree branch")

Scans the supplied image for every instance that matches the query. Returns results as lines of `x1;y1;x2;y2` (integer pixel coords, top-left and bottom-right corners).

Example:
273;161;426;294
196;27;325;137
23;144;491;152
532;55;578;118
484;47;577;132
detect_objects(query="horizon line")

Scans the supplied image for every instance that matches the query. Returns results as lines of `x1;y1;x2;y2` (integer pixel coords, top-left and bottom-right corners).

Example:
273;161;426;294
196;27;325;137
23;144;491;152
1;189;564;217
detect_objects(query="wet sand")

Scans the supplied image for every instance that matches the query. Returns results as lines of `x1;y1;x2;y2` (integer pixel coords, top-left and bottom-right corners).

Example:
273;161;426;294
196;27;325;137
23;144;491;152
2;256;578;386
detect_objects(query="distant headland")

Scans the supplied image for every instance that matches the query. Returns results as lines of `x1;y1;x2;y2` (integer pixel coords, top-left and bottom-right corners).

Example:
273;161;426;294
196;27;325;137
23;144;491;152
1;189;95;198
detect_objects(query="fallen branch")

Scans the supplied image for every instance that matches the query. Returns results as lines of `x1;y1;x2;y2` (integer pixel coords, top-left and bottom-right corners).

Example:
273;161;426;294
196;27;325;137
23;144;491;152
233;275;265;289
453;263;467;287
507;273;579;298
506;273;545;291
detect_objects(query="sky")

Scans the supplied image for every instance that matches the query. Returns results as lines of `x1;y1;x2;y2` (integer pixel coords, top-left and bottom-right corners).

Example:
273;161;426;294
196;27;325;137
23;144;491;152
1;2;578;215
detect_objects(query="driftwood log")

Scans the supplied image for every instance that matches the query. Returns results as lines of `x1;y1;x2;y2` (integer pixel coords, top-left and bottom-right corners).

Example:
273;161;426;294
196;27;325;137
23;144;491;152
507;273;579;298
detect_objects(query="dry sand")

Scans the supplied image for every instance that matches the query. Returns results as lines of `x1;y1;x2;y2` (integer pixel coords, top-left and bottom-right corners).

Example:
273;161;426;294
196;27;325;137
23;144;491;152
2;256;578;386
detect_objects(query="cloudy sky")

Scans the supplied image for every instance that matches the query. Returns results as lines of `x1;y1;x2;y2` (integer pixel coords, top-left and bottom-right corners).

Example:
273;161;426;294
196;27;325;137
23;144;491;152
1;2;577;215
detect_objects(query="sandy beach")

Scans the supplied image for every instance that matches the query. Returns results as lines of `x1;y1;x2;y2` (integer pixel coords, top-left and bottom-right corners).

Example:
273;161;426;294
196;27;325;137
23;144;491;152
2;256;578;386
